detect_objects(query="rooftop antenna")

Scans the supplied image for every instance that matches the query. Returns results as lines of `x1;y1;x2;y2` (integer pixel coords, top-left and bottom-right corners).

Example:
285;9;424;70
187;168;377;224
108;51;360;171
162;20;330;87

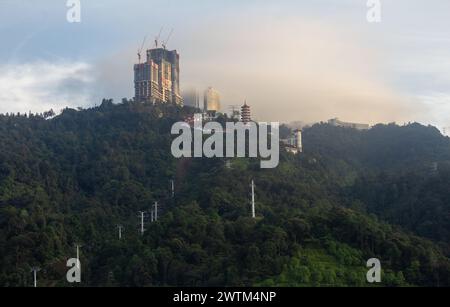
137;35;147;64
117;225;123;240
155;26;164;48
31;267;40;288
162;28;173;50
251;180;256;218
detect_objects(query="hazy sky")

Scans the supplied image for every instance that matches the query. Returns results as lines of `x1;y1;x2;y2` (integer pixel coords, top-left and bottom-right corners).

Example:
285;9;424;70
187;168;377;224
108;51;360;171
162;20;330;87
1;0;450;130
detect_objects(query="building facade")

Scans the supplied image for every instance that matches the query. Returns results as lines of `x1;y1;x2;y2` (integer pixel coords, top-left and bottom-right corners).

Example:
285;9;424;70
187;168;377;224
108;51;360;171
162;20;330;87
229;105;241;120
203;87;221;112
284;129;303;155
182;88;200;109
134;48;182;104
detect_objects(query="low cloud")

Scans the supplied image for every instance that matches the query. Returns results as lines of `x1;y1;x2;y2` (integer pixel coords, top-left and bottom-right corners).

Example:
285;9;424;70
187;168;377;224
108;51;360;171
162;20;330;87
0;14;438;127
87;17;421;126
416;93;450;132
178;17;422;125
0;61;94;114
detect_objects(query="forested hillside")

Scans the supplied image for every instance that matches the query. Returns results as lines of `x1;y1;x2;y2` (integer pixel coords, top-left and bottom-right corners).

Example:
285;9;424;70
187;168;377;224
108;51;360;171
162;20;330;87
1;100;450;287
302;123;450;243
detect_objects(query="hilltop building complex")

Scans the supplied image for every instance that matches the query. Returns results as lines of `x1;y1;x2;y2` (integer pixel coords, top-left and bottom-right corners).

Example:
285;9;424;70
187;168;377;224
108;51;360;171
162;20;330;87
283;129;303;155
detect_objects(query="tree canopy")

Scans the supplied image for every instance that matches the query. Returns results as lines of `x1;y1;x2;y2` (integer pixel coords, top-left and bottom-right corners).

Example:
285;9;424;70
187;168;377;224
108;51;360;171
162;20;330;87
1;101;450;287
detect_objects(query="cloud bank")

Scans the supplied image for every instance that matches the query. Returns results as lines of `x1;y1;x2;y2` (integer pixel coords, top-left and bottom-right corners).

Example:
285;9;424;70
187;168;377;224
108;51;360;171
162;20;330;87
90;15;424;126
0;8;443;128
0;61;94;114
178;17;422;125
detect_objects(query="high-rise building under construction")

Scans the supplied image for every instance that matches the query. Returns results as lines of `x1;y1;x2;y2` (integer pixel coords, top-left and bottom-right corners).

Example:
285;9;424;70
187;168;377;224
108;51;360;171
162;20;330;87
134;48;182;104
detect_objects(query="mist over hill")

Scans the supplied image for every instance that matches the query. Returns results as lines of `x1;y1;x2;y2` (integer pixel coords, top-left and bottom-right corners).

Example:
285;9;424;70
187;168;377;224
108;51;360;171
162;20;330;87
1;100;450;286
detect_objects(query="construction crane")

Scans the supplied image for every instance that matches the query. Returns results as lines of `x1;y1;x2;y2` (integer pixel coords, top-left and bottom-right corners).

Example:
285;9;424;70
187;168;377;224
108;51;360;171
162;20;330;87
137;35;147;64
162;28;173;50
155;27;164;48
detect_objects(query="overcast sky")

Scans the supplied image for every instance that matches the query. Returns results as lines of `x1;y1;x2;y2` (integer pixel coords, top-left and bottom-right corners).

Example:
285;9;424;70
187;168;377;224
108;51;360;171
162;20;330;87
1;0;450;131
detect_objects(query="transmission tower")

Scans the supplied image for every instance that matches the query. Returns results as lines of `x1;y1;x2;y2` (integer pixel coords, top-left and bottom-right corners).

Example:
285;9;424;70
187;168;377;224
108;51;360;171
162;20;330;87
117;225;124;240
251;180;256;218
154;202;158;222
75;244;82;269
31;267;40;288
138;211;146;235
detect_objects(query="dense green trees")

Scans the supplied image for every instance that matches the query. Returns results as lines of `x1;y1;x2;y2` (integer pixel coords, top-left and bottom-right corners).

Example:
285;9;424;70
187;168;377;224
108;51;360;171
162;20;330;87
0;101;450;286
